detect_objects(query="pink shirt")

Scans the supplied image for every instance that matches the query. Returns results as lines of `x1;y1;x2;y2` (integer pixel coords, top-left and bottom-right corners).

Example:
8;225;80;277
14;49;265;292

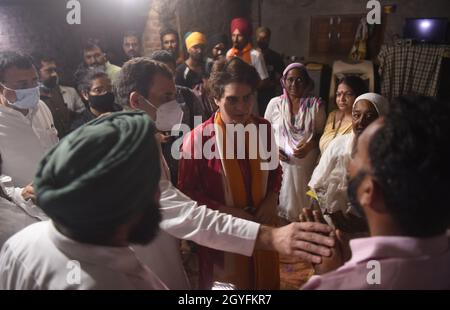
302;234;450;290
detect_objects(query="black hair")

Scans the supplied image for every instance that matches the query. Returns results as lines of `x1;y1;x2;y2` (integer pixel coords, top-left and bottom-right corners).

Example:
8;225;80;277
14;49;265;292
368;95;450;237
30;52;57;70
123;31;140;41
150;50;176;67
115;57;173;107
0;51;35;82
160;28;179;45
82;38;106;53
337;75;368;98
77;68;109;94
208;57;260;100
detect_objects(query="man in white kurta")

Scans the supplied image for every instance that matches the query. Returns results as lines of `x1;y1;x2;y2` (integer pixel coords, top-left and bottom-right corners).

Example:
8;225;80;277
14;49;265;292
0;51;59;188
0;100;58;187
0;221;167;290
0;112;168;290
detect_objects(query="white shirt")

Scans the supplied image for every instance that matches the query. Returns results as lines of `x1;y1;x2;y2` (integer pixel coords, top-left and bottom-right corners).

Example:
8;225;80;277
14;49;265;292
142;156;260;289
309;133;354;190
105;62;121;85
309;133;354;216
0;221;168;290
59;86;85;113
250;49;269;80
0;101;59;187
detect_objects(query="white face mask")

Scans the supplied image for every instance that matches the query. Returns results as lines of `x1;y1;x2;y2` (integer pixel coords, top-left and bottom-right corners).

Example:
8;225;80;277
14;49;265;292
1;84;40;110
144;98;184;132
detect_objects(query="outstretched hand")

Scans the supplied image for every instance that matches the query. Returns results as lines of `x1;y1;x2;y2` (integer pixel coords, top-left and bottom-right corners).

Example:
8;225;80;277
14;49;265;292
257;221;335;264
299;208;351;274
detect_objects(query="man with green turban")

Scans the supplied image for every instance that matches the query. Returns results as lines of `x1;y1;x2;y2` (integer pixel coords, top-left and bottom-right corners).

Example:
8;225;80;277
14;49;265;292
0;111;167;289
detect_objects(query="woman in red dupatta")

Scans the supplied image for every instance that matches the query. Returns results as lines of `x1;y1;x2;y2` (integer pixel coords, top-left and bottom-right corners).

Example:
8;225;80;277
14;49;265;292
177;58;282;289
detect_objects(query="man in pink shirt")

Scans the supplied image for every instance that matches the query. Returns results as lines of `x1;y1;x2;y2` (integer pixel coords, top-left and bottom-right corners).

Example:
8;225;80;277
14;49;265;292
303;95;450;290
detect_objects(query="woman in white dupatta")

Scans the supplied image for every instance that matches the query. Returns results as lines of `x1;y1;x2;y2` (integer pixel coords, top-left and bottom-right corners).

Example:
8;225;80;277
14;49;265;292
265;63;326;222
308;93;389;232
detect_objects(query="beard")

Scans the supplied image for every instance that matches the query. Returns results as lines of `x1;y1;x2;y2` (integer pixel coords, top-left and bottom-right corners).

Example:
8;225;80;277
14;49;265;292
89;63;106;71
192;53;204;62
43;76;59;89
128;201;162;245
257;42;269;50
347;170;368;218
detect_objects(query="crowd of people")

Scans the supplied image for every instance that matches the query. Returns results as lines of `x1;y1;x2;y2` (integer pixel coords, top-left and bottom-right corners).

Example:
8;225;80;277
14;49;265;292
0;16;449;290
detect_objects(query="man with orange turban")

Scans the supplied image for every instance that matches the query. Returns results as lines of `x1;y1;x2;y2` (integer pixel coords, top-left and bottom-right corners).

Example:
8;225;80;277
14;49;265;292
175;31;207;90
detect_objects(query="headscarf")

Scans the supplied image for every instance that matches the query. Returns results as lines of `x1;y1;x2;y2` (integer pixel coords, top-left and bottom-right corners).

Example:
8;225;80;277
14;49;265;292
231;18;252;38
278;63;322;156
185;32;206;50
34;111;161;230
281;62;314;98
353;93;389;116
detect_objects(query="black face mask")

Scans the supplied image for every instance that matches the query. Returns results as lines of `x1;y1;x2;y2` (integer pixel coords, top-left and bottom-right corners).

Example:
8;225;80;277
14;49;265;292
347;170;367;218
43;76;58;89
89;92;115;113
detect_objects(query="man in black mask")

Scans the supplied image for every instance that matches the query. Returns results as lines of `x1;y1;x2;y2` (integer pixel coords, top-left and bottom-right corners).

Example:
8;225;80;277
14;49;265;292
71;69;122;131
33;54;85;138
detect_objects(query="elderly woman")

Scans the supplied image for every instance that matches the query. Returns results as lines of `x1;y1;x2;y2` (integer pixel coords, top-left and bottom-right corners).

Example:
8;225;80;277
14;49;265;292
319;76;368;153
309;93;389;232
177;58;282;290
264;63;326;223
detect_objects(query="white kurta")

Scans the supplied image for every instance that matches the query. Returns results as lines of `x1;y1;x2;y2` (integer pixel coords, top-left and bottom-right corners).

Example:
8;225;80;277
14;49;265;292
0;115;261;290
309;133;354;216
133;152;261;289
250;49;269;80
265;96;326;222
59;86;85;113
0;221;168;290
0;101;59;187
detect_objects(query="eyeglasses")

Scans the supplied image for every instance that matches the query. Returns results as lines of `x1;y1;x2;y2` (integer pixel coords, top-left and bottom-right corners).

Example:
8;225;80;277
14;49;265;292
285;77;304;85
336;92;355;98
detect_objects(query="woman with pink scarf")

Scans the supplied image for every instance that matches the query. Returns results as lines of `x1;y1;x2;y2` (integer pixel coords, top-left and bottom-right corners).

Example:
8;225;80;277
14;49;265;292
264;63;326;222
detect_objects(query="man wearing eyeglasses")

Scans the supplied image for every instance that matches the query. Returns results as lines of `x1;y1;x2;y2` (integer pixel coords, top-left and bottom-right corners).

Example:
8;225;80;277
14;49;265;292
0;51;59;188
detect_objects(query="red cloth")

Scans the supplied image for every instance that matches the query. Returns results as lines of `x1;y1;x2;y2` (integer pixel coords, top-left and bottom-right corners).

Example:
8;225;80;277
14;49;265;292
177;114;282;210
177;113;282;289
230;17;252;38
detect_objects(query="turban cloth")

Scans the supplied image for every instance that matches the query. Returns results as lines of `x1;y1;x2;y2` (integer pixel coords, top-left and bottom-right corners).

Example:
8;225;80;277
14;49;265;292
353;93;390;116
208;33;229;52
185;32;206;50
34;111;161;230
231;18;252;38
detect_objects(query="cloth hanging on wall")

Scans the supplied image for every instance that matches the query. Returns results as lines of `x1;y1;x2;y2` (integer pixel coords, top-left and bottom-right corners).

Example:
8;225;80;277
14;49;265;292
378;44;450;101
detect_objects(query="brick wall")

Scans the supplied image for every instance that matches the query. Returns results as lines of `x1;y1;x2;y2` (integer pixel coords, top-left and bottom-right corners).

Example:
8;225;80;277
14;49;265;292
0;0;149;86
142;0;252;56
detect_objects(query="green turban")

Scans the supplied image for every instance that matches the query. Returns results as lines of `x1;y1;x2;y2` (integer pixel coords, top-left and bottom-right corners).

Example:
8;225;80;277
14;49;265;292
34;111;161;231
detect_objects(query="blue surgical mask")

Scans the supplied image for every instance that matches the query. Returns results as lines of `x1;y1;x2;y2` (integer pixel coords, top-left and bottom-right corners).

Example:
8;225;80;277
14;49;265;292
1;84;40;110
